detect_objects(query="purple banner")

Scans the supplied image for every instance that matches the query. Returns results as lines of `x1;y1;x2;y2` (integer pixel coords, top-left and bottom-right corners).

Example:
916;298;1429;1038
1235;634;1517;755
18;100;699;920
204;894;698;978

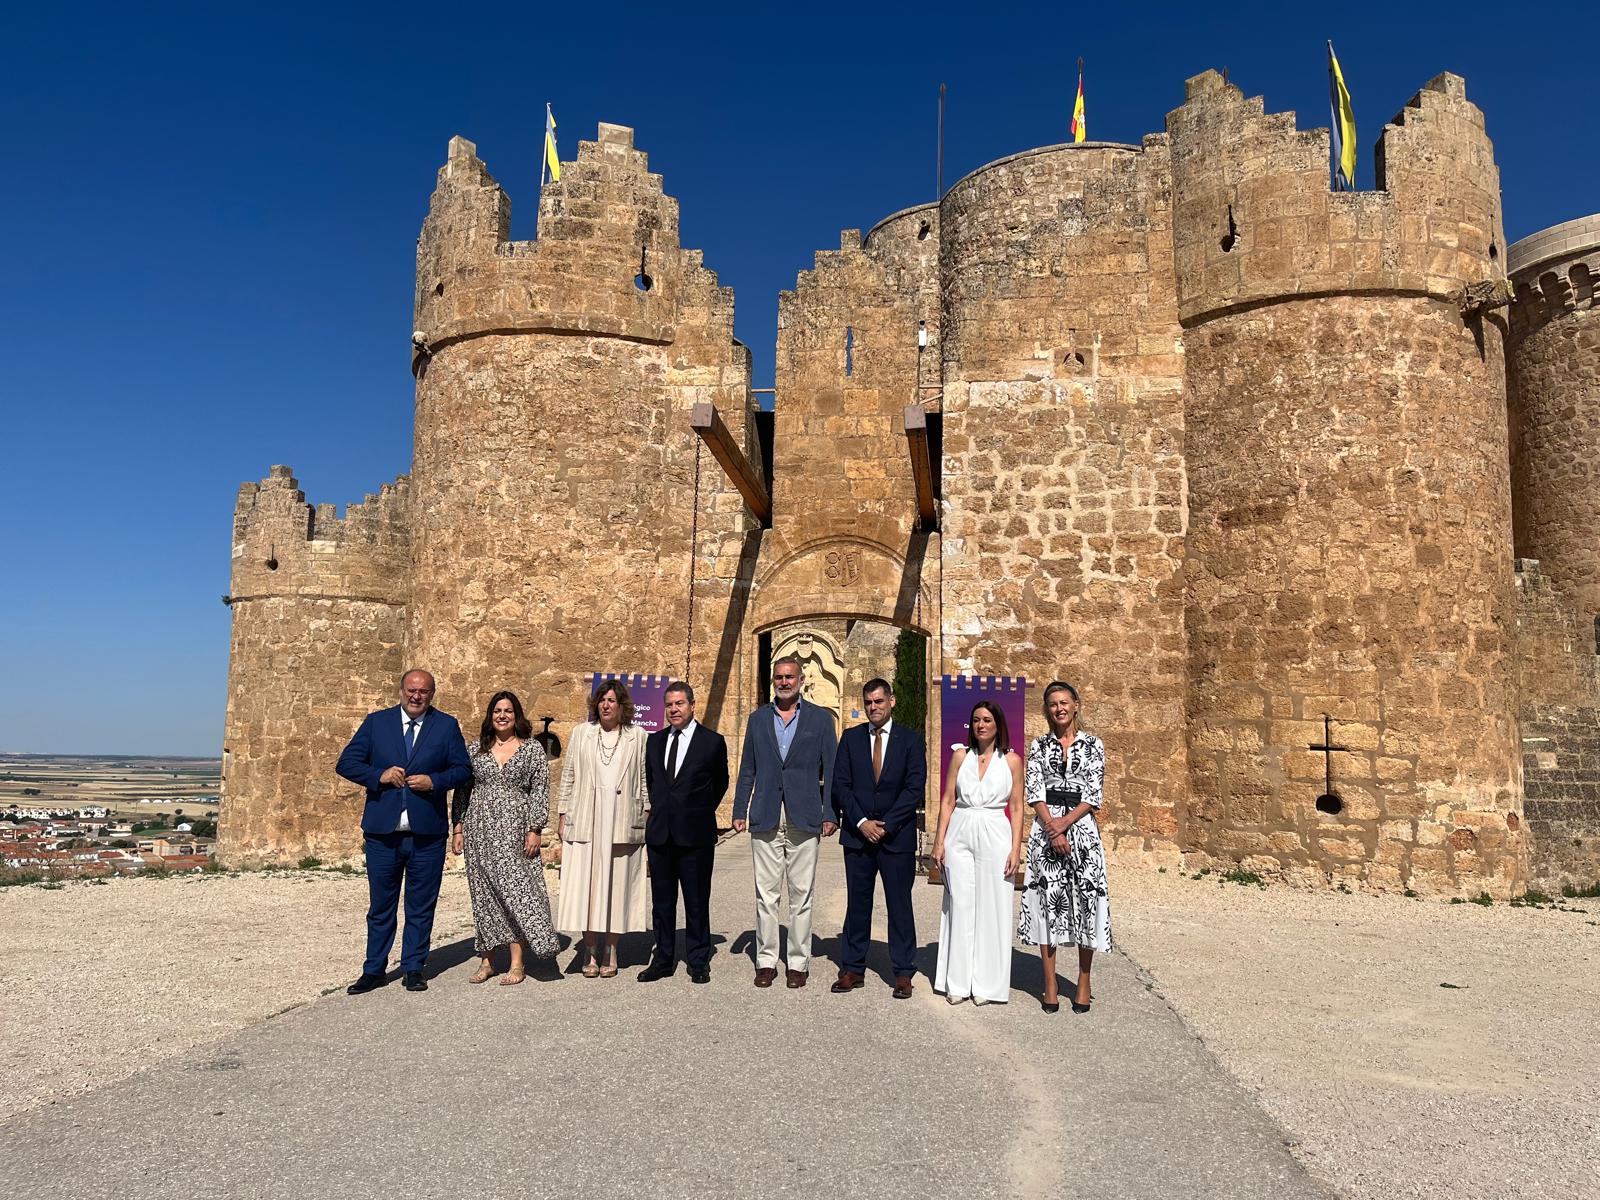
586;672;673;733
940;675;1028;801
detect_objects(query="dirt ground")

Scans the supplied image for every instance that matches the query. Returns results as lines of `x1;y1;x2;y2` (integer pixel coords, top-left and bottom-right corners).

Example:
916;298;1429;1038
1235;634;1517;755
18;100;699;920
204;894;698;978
1113;870;1600;1199
2;865;1596;1198
0;868;474;1124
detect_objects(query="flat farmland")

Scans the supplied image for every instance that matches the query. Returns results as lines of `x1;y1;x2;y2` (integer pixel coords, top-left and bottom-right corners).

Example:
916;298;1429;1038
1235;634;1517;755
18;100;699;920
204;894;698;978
0;755;221;815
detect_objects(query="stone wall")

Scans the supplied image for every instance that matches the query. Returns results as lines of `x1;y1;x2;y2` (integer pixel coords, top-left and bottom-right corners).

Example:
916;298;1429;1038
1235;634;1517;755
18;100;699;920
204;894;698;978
221;69;1596;897
1172;72;1524;895
219;468;411;864
405;127;754;815
1506;216;1600;619
937;140;1187;869
1515;560;1600;890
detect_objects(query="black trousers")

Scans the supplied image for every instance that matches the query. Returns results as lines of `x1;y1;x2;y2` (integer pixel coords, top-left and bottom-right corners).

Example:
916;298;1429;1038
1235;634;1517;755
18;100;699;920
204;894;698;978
646;841;715;970
841;843;917;979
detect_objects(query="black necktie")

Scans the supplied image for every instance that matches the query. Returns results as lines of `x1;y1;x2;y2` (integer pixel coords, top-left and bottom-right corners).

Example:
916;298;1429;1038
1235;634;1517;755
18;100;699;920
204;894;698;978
666;729;681;778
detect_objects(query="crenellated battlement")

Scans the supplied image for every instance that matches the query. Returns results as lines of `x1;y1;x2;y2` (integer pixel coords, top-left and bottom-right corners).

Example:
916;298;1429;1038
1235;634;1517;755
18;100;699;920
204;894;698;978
1168;68;1503;325
411;125;730;370
229;466;411;605
1507;214;1600;335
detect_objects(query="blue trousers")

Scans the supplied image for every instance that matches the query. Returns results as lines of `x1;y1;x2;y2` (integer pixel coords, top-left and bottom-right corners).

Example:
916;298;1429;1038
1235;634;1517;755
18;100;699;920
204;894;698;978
363;831;446;976
841;843;917;979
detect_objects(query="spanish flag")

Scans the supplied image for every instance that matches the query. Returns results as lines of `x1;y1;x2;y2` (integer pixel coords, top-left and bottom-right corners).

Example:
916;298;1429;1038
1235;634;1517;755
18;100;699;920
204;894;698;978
1327;42;1356;190
1071;62;1086;144
543;103;561;185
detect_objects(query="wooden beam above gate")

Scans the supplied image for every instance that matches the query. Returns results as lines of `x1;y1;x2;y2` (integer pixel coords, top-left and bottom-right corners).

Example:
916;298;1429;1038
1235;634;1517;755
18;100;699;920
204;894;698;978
904;405;938;531
691;402;771;525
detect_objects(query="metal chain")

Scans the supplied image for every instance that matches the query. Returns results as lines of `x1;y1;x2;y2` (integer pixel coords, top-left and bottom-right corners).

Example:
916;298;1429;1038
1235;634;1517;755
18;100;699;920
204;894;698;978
685;438;702;680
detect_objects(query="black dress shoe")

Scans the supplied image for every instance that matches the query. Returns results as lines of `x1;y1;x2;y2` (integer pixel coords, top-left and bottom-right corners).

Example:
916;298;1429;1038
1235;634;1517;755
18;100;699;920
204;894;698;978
402;971;428;992
637;960;676;982
1071;1000;1092;1014
689;967;711;985
346;973;386;995
1041;1000;1060;1013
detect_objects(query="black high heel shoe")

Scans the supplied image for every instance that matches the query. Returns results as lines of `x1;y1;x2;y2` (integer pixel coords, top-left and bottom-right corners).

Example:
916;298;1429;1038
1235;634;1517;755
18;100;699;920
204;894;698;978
1071;980;1092;1013
1041;999;1060;1013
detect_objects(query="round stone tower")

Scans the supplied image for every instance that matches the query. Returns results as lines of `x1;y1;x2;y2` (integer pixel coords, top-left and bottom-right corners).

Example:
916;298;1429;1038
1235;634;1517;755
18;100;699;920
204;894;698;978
405;129;755;736
935;139;1188;866
219;468;411;864
1170;71;1524;895
1506;214;1600;617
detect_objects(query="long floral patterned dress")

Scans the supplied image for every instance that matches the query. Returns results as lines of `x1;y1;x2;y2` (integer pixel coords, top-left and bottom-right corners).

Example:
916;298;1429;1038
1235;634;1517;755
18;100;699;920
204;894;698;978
1016;730;1112;951
456;741;560;958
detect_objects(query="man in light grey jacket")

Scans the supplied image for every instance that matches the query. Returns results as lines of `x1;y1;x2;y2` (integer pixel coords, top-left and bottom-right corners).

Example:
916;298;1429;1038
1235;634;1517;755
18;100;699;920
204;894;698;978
733;655;839;988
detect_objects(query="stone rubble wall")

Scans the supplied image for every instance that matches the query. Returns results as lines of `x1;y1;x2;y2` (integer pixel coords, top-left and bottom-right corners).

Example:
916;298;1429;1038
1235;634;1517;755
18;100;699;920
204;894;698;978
405;127;753;829
937;140;1187;869
1171;71;1523;895
220;468;411;865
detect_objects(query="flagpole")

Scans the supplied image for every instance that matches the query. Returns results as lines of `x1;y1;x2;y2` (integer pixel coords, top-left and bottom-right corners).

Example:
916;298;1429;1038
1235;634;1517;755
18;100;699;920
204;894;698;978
541;102;550;191
1327;43;1337;191
936;82;946;201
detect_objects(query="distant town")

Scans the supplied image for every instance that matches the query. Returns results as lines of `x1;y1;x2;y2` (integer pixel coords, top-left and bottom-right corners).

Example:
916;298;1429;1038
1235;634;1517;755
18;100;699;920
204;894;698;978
0;754;222;881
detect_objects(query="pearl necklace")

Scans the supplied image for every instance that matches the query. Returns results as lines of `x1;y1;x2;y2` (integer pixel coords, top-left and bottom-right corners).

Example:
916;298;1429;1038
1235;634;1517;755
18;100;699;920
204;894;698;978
597;726;622;765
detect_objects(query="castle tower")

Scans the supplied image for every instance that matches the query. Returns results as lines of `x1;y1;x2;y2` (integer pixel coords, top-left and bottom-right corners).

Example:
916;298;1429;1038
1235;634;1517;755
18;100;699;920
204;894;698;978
219;468;411;864
1506;215;1600;617
1171;71;1524;894
406;129;754;740
936;140;1187;867
1506;214;1600;891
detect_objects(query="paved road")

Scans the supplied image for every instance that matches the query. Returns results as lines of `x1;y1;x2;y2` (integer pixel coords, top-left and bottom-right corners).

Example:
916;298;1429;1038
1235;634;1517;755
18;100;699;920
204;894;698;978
0;840;1329;1199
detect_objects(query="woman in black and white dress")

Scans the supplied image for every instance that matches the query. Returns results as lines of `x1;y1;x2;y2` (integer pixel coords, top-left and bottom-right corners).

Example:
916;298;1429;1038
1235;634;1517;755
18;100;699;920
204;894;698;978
1016;681;1111;1013
451;690;560;985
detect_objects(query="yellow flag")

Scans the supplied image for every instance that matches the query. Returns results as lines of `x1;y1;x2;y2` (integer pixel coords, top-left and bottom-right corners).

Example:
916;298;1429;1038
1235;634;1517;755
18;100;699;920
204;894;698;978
1327;42;1356;189
1071;65;1086;144
543;103;561;184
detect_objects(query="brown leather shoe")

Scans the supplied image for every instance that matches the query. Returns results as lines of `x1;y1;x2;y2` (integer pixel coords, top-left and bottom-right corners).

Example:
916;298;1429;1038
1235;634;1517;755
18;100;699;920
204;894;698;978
830;970;865;993
754;967;777;988
892;975;914;999
786;969;808;989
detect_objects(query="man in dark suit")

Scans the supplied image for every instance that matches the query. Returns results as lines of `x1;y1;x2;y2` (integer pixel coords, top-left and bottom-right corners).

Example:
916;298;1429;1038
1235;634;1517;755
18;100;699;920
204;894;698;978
640;680;729;985
336;669;472;995
732;654;838;989
831;677;927;999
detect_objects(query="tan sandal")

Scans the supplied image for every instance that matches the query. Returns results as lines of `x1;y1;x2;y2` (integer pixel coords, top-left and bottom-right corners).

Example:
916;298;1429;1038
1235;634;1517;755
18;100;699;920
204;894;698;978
598;947;618;979
580;946;600;979
469;962;495;985
498;966;526;986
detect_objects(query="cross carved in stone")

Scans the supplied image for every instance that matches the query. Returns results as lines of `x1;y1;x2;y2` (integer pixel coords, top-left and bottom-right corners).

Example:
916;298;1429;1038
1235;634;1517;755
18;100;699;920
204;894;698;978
1308;713;1351;812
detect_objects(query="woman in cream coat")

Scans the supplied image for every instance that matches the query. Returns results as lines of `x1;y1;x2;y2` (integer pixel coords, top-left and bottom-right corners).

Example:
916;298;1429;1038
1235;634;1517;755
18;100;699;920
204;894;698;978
557;678;649;977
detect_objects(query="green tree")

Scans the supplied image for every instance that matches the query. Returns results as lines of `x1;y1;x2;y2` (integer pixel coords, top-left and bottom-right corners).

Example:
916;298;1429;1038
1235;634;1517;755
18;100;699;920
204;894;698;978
892;628;927;737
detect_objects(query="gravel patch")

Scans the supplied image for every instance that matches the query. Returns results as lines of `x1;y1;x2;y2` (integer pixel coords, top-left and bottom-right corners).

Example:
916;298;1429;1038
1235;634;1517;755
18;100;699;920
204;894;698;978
1114;871;1600;1199
0;868;476;1123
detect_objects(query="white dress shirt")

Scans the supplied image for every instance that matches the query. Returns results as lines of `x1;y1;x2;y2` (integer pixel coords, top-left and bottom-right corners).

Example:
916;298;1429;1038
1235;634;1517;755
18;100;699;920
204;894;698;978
859;717;894;829
666;718;698;777
397;709;425;832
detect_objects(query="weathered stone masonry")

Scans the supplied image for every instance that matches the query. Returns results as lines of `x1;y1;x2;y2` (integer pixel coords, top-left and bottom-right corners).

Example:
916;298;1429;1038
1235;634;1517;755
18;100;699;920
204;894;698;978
220;69;1600;895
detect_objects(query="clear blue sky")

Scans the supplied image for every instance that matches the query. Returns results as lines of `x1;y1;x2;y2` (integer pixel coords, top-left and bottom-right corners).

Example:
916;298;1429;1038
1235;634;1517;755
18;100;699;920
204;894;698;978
2;1;1594;755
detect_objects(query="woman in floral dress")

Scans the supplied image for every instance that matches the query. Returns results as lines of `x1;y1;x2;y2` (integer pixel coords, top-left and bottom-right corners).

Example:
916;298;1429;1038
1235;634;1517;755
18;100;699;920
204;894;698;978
450;690;560;985
1017;680;1111;1013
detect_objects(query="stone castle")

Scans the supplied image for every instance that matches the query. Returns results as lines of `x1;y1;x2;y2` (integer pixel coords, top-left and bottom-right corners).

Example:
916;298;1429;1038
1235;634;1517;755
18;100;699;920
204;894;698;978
218;67;1600;898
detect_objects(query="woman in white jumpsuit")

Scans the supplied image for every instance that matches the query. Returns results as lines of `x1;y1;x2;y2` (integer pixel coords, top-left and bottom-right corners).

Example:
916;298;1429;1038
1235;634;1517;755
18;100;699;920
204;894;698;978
932;700;1025;1004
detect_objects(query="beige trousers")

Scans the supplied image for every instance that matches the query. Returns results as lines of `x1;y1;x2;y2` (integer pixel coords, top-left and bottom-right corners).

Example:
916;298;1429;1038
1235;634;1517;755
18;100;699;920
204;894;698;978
750;808;820;972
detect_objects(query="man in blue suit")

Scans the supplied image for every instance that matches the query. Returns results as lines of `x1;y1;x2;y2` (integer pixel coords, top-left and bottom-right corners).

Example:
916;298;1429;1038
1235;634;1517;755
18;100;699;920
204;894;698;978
336;669;472;994
830;677;927;999
732;655;838;989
